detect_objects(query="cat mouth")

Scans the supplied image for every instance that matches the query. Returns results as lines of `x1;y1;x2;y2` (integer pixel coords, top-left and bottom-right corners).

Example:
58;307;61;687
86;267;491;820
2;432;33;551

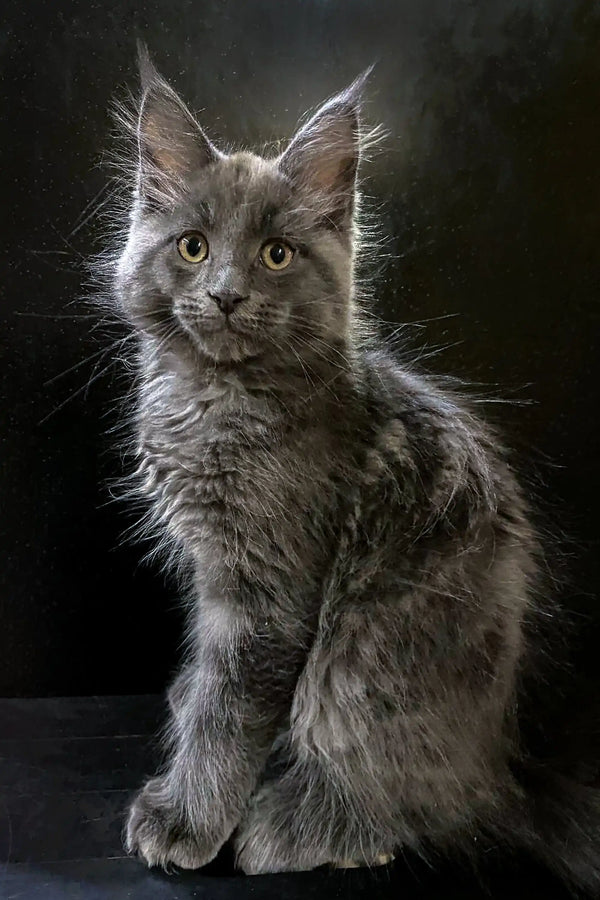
176;299;260;339
175;306;263;359
194;322;265;363
176;310;241;336
220;317;260;338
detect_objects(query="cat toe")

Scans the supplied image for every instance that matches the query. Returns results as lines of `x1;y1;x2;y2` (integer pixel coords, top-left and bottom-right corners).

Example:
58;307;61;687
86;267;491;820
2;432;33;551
332;852;395;869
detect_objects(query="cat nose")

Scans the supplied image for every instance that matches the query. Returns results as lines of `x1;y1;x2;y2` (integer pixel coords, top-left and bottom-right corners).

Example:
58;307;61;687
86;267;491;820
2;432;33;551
208;291;249;316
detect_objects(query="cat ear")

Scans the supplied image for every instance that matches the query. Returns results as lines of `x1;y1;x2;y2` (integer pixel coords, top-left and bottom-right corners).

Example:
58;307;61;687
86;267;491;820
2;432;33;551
135;43;221;206
279;70;371;230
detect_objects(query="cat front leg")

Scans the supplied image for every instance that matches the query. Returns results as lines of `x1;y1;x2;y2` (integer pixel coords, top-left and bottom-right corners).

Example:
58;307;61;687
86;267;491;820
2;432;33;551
166;663;195;719
126;609;308;870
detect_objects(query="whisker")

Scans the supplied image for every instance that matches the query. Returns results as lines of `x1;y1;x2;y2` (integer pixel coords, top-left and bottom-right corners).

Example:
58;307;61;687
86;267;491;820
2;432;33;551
39;359;116;425
68;183;119;238
43;333;134;387
14;311;100;320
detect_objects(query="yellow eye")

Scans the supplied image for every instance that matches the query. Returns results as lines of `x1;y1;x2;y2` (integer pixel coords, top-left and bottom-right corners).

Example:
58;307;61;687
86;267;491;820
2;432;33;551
177;232;209;263
260;240;294;271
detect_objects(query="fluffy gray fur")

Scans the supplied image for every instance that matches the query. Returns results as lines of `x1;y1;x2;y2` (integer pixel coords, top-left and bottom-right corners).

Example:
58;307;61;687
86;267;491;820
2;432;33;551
104;48;600;888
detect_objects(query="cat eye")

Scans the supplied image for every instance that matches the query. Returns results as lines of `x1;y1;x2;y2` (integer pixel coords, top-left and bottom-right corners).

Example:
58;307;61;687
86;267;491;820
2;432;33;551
177;232;209;263
260;240;294;271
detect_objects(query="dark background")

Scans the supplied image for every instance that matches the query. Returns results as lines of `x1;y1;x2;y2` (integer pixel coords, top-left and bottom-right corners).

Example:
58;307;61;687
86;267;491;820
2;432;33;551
1;0;598;698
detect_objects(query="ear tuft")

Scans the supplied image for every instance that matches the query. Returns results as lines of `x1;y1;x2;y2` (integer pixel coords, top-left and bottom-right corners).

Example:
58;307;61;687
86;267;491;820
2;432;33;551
335;65;374;111
136;40;159;94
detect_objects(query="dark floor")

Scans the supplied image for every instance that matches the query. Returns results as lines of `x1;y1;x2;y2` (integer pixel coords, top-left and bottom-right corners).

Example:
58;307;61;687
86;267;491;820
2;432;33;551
0;695;580;899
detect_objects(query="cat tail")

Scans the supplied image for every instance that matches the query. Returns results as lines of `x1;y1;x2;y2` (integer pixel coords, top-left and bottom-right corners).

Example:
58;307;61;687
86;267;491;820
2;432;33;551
511;757;600;894
506;591;600;892
503;670;600;893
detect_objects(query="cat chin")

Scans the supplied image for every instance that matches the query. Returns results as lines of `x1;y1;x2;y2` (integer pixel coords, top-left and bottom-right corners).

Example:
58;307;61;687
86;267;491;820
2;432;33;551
191;328;266;364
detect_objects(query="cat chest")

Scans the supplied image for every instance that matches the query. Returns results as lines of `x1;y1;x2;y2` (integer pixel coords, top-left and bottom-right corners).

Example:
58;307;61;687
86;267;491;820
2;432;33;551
144;427;292;550
189;440;268;511
139;382;328;569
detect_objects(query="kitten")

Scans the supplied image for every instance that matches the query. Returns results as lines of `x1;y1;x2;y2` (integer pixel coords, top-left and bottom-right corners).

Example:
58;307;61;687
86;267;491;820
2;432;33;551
106;47;600;888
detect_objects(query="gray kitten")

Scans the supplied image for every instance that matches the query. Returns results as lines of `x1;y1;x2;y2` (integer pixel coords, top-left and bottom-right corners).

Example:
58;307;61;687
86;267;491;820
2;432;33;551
106;48;600;889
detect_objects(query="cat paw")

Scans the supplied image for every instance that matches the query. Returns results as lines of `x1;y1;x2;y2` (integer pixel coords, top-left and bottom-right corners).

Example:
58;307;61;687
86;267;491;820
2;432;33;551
332;852;395;868
234;784;327;874
234;823;297;874
235;782;396;874
125;777;219;870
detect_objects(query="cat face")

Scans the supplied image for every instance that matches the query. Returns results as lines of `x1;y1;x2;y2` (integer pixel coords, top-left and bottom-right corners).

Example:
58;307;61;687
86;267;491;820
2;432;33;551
115;55;366;365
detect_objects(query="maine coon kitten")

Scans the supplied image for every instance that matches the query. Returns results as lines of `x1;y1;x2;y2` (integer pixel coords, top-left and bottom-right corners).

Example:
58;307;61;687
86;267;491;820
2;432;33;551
107;48;600;888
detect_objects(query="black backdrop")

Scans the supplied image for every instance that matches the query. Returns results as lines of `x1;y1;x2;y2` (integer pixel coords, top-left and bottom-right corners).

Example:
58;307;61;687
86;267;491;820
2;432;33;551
1;0;598;698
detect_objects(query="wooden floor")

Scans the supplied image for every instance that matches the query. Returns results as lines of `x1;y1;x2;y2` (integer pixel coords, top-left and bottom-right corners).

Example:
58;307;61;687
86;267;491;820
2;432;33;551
0;695;575;899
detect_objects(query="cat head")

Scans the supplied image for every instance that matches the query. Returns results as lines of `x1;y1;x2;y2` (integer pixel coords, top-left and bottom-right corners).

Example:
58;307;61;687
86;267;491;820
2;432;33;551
114;48;371;366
